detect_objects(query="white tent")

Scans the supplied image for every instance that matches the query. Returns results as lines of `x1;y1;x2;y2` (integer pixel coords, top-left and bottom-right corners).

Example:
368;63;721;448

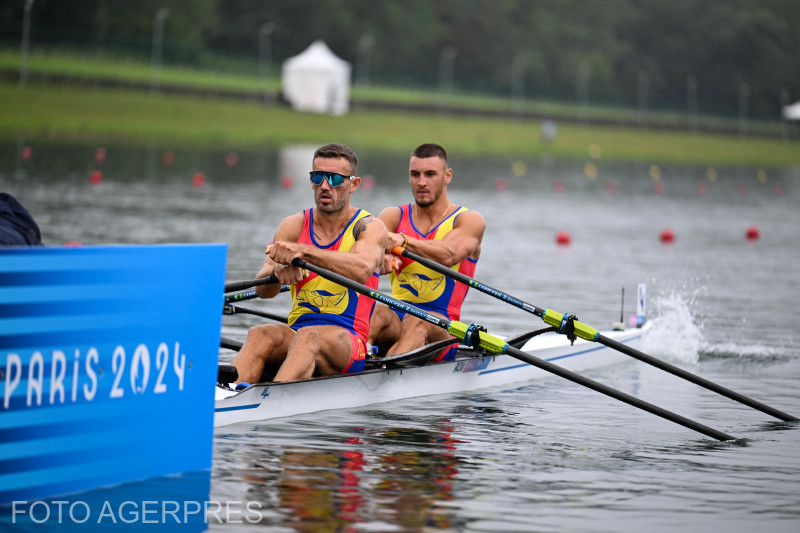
282;41;351;116
783;101;800;121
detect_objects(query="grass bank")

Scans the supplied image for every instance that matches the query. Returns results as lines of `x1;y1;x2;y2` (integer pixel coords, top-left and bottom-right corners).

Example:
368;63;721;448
1;82;798;168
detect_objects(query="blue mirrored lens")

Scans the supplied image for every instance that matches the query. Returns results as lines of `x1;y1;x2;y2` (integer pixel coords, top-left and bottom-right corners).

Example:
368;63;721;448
309;171;347;186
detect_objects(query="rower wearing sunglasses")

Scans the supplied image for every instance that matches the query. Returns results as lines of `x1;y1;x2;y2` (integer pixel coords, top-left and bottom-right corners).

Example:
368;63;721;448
232;143;387;383
368;143;486;360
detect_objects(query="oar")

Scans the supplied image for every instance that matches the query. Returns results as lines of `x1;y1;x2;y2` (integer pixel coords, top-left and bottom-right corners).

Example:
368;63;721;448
223;284;290;304
393;247;799;423
224;290;259;304
225;275;280;293
223;303;288;323
293;258;737;441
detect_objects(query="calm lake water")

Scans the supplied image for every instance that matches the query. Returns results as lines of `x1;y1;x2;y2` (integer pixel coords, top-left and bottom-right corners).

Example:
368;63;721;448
2;140;800;532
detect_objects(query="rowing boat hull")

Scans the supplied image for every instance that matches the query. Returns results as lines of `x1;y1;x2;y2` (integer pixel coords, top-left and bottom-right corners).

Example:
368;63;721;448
214;325;648;428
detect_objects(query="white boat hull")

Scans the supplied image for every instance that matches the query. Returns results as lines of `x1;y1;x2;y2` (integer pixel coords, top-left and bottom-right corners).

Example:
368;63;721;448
214;325;648;428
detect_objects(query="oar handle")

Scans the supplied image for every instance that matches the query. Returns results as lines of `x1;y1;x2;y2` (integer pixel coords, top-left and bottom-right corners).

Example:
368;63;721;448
224;275;280;293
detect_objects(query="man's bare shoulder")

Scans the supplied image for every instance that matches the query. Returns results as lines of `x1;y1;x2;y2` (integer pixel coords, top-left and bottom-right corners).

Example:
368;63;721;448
455;208;486;228
354;213;387;241
377;206;403;230
274;211;306;241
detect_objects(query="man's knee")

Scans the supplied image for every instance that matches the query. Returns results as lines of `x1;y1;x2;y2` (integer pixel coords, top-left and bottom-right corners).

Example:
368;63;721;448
245;324;285;355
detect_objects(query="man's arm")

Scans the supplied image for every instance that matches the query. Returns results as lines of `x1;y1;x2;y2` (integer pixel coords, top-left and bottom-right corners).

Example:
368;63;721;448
403;210;485;267
377;207;403;274
269;215;388;284
255;212;304;298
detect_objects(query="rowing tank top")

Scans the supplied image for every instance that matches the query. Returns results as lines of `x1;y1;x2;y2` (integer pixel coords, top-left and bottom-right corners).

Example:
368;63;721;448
389;204;478;321
288;208;379;342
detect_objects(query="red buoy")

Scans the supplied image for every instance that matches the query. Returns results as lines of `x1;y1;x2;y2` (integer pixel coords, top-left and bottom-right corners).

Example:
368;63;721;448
21;145;32;162
95;147;106;164
774;183;784;196
746;226;759;240
553;180;565;193
494;178;508;192
89;170;103;185
361;175;375;191
556;231;571;245
225;152;238;167
653;181;664;195
163;150;175;166
696;182;707;195
737;183;747;196
660;228;675;243
605;180;617;194
192;172;206;188
281;175;294;189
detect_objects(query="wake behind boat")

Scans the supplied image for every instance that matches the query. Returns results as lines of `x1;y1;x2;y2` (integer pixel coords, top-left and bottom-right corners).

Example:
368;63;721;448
214;323;649;428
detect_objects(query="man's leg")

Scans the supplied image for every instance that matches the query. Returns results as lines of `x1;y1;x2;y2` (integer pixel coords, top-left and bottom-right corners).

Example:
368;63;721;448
386;314;451;356
368;304;402;356
275;325;357;382
232;323;295;383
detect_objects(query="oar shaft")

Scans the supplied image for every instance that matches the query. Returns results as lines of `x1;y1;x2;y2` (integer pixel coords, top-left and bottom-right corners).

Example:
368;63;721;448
293;258;737;441
598;335;799;422
224;304;288;323
224;290;259;304
504;344;736;441
224;275;280;293
395;247;797;422
392;246;544;317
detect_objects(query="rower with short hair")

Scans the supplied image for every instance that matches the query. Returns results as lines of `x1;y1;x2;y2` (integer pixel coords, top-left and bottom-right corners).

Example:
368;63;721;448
232;143;388;383
368;143;486;360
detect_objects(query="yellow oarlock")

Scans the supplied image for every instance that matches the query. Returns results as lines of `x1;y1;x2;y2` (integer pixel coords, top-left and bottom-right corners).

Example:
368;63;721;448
542;310;599;341
447;321;508;354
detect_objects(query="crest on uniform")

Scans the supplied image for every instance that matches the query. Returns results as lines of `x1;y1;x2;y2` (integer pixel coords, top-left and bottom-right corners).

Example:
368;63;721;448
296;289;348;313
397;272;445;298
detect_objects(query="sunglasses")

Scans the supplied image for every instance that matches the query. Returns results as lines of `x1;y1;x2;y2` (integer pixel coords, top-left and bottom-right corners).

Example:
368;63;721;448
309;171;355;187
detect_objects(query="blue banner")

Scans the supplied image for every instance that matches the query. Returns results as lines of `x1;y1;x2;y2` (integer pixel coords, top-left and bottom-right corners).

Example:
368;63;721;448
0;244;226;510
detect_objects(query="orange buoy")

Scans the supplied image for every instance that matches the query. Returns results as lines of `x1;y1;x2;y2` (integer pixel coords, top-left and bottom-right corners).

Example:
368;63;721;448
192;172;206;187
556;231;571;245
660;228;675;243
746;226;759;240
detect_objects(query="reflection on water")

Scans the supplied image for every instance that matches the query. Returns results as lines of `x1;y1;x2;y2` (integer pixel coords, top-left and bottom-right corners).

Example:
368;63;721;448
214;415;462;531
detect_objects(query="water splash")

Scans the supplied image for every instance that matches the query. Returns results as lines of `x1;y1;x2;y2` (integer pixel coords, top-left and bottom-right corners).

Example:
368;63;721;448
640;287;791;364
640;290;705;364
